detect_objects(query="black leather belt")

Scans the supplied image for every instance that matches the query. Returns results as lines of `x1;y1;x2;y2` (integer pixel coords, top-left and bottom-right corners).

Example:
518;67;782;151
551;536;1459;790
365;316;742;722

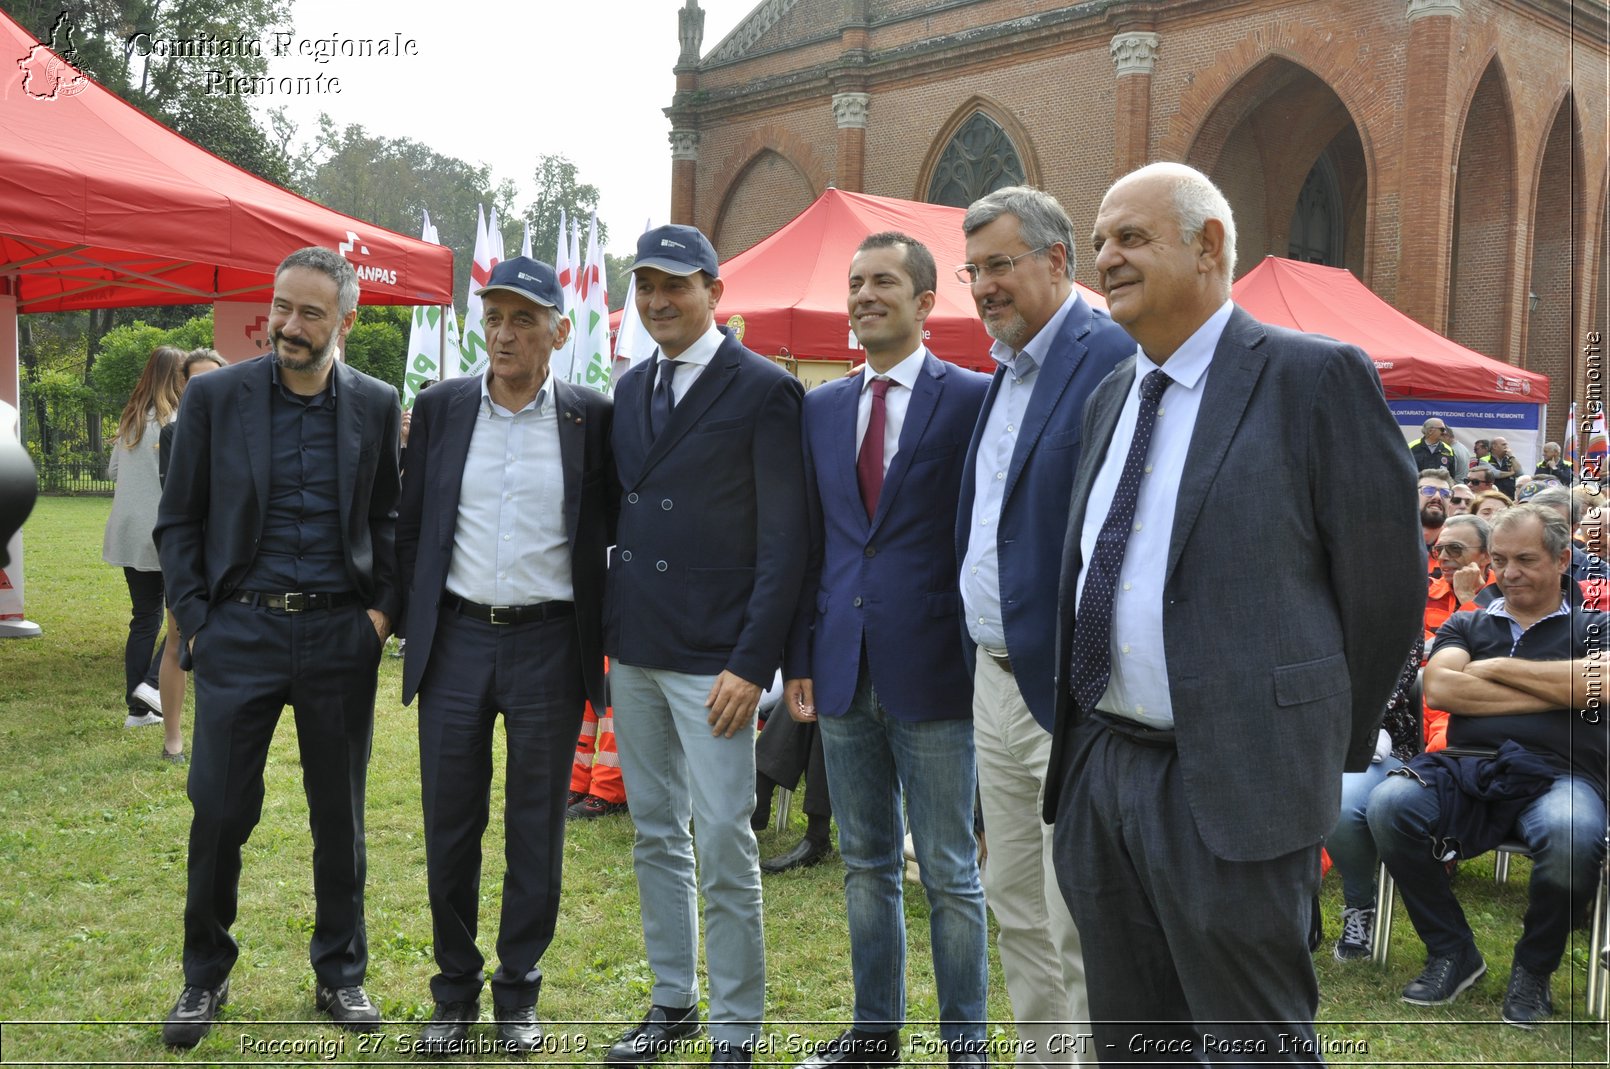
233;590;359;613
1092;711;1177;749
443;593;574;626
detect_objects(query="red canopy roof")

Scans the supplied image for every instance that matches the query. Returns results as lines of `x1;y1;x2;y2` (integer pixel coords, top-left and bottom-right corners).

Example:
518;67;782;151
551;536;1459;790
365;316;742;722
1231;257;1547;404
0;10;452;312
639;188;1104;372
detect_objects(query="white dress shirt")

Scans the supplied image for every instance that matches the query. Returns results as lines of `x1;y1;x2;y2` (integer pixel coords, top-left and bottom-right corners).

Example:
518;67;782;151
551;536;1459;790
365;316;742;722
961;290;1082;652
653;322;724;406
856;346;926;474
445;370;573;606
1075;299;1233;728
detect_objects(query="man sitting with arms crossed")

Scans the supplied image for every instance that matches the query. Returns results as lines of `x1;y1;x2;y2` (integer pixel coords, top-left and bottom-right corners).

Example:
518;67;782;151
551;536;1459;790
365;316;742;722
1367;503;1608;1027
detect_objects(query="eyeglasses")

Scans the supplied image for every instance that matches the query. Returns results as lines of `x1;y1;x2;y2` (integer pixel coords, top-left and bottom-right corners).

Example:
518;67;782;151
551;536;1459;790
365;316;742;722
955;245;1052;285
1465;478;1490;487
1450;494;1475;505
1433;541;1471;557
1418;486;1451;498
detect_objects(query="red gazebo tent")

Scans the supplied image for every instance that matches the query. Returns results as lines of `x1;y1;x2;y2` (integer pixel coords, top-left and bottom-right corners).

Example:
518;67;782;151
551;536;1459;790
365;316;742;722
1231;257;1548;404
617;189;1105;373
0;8;453;315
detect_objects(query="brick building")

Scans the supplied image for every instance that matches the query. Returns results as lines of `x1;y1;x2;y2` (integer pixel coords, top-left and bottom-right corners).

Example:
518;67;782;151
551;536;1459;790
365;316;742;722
664;0;1607;411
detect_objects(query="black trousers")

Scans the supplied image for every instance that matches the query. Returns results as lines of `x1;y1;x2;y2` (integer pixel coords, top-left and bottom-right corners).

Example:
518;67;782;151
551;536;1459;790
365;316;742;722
1052;718;1322;1067
121;567;165;709
183;598;381;989
417;611;585;1007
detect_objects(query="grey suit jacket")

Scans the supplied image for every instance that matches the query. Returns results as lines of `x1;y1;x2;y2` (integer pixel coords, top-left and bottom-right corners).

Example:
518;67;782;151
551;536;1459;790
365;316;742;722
1045;306;1425;862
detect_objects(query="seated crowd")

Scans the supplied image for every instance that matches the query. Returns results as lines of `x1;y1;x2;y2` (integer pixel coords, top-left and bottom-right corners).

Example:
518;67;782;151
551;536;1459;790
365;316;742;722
1323;450;1608;1031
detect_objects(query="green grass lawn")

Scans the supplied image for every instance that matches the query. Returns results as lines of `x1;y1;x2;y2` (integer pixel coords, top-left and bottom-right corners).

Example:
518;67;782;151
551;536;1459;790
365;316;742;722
0;496;1604;1065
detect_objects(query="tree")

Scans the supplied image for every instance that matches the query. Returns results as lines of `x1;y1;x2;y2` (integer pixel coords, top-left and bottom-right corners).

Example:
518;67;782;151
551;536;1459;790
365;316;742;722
606;253;635;313
343;307;409;391
14;0;293;185
303;122;517;299
523;155;607;262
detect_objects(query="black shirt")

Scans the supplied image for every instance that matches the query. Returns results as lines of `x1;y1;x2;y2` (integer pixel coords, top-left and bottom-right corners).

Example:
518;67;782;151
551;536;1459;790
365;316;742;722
1433;584;1606;794
238;362;350;593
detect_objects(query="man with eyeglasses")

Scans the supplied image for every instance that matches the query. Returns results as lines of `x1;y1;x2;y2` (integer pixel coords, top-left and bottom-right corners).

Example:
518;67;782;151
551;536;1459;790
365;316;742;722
954;186;1132;1064
1409;418;1457;479
1464;465;1495;492
1424;514;1496;640
1449;483;1476;515
1419;470;1454;569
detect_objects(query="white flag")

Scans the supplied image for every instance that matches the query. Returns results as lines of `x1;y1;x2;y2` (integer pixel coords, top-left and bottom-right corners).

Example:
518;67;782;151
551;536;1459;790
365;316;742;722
613;217;658;368
457;204;499;379
520;220;532;258
574;213;612;393
552;209;579;384
403;210;455;407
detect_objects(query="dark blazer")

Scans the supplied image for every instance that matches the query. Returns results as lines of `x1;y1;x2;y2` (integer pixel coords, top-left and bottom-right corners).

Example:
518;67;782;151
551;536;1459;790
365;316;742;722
606;328;807;688
955;293;1133;730
395;373;616;708
1046;306;1425;861
785;352;990;721
155;355;401;646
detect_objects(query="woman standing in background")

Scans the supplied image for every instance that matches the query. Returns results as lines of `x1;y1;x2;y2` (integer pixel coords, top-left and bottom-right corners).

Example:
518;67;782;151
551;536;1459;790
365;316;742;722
153;348;228;762
103;345;184;737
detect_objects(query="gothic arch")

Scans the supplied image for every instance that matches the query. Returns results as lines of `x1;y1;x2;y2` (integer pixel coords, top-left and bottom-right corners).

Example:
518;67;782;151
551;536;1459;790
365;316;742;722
915;96;1041;205
1446;56;1519;361
1159;23;1384;198
707;125;828;257
1524;89;1583;390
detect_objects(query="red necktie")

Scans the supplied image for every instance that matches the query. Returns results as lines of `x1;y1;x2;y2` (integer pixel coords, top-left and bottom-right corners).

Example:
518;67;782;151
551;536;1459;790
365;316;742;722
857;378;891;519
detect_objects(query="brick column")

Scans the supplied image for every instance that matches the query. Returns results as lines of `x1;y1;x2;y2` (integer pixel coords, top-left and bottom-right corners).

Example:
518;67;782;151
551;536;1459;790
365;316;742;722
669;129;700;225
1393;0;1465;329
833;91;870;193
1110;31;1159;178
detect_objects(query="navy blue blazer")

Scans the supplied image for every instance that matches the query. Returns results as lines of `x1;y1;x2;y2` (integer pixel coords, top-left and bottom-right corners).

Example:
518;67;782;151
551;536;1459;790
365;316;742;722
955;293;1133;730
605;329;808;688
155;355;402;647
785;351;991;721
395;373;616;708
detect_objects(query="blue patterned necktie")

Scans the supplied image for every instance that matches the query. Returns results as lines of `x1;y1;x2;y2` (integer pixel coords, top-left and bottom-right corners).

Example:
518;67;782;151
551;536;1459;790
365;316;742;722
651;358;679;439
1068;368;1173;715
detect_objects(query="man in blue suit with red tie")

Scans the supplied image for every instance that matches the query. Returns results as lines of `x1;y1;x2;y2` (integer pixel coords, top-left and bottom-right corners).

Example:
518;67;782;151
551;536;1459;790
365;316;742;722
784;232;992;1068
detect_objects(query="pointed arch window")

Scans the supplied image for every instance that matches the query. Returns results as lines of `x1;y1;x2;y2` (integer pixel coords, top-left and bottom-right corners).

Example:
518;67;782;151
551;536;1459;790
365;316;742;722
927;112;1025;208
1288;154;1343;266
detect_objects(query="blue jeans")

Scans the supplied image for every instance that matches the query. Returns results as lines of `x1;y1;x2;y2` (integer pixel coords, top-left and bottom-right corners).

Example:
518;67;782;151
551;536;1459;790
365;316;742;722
817;671;987;1045
1326;757;1403;909
1367;768;1607;973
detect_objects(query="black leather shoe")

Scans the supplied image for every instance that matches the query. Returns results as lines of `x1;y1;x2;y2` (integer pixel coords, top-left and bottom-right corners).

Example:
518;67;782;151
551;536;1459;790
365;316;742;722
162;979;228;1049
761;836;831;874
711;1040;753;1066
604;1005;702;1065
799;1028;899;1068
416;1000;479;1057
1401;944;1485;1006
315;984;383;1032
947;1040;988;1067
495;1003;544;1054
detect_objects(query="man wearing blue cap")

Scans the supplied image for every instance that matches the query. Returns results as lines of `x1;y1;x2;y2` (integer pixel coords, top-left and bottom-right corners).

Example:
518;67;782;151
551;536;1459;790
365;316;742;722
396;256;616;1054
604;224;807;1067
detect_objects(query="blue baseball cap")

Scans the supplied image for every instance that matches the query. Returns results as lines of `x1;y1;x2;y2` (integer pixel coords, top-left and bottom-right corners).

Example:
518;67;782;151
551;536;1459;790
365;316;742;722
628;224;720;279
476;256;564;308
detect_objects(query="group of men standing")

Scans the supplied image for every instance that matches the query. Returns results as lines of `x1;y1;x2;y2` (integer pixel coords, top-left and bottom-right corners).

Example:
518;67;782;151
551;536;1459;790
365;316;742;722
154;161;1433;1066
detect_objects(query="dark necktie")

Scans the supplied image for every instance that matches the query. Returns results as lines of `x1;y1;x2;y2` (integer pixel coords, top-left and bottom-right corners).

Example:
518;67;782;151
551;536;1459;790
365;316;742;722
1068;368;1173;715
651;359;679;439
857;378;891;519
